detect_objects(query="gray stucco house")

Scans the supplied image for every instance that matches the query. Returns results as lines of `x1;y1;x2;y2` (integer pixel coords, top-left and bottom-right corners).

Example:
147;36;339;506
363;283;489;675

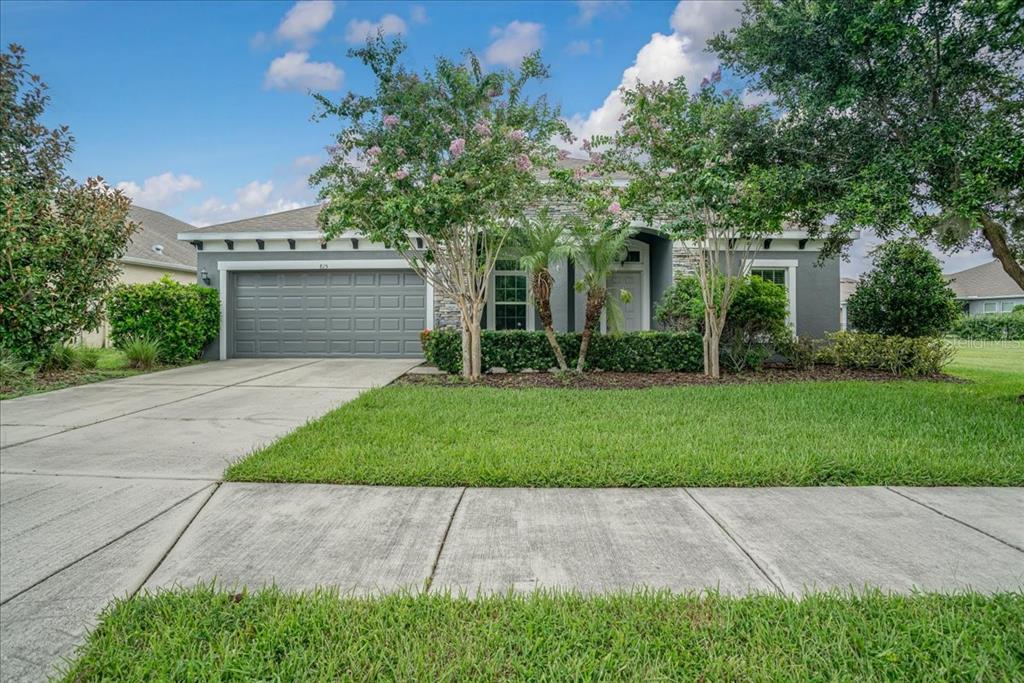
945;260;1024;317
178;204;846;360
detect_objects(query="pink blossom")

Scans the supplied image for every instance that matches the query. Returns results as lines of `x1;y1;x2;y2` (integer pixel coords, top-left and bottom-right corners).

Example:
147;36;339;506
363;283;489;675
393;169;409;180
581;138;592;152
608;201;622;215
515;154;533;172
507;129;526;142
589;152;604;167
449;137;466;158
383;114;400;128
558;149;570;160
366;145;381;157
473;120;492;137
573;167;586;181
601;188;613;199
431;173;442;183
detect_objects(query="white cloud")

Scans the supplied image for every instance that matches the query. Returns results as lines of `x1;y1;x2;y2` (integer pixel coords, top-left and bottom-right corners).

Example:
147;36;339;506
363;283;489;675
264;51;343;91
563;1;742;151
276;0;334;48
574;1;628;26
116;172;201;208
409;4;428;24
741;89;775;107
566;39;602;56
345;14;408;44
190;180;306;227
292;154;323;170
485;21;544;66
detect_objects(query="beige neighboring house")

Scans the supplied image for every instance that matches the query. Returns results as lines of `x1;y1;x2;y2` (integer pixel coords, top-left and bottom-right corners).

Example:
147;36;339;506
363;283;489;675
78;205;197;346
944;260;1024;317
839;277;858;330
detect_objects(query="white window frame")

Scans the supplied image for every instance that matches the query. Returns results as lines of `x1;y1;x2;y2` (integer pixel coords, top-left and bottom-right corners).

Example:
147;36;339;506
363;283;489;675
487;262;535;331
983;301;998;314
746;258;798;332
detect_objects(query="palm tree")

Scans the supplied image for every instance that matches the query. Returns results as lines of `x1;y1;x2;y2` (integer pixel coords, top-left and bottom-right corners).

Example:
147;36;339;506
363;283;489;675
516;210;575;371
573;224;636;372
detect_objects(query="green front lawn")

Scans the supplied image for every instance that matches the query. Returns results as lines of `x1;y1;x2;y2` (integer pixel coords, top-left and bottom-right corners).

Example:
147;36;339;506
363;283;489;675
61;587;1024;681
226;343;1024;487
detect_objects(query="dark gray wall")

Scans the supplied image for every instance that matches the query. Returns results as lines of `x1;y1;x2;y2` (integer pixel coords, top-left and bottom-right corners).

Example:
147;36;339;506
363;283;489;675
789;251;840;338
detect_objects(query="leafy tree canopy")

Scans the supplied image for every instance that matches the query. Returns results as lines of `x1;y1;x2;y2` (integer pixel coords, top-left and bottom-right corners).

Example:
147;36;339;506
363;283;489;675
711;0;1024;288
1;44;135;361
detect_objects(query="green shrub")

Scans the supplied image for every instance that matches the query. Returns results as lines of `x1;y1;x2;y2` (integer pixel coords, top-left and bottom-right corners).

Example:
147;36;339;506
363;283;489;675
776;335;817;370
71;345;101;370
816;331;954;377
949;310;1024;340
422;329;703;374
121;335;161;370
654;274;790;371
108;277;218;363
847;240;959;337
0;348;29;382
40;343;76;372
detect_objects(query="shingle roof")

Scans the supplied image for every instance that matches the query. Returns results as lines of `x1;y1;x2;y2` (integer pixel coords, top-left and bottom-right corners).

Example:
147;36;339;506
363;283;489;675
182;204;323;234
178;158;630;236
944;260;1024;299
124;206;197;271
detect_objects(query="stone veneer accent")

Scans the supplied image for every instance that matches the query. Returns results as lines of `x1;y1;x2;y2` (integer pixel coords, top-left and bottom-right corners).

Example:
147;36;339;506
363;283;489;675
433;289;462;329
672;241;698;277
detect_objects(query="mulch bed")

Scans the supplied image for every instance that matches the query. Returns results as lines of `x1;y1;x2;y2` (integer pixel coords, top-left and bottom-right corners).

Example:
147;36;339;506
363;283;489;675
398;366;964;389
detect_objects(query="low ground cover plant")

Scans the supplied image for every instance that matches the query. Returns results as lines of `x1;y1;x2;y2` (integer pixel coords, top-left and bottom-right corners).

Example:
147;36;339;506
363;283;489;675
0;346;142;399
107;277;218;363
815;331;954;377
61;587;1024;682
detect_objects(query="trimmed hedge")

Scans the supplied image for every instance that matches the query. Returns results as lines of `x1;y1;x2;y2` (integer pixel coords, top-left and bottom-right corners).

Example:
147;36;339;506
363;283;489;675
422;329;703;373
949;312;1024;341
815;331;954;377
108;277;219;363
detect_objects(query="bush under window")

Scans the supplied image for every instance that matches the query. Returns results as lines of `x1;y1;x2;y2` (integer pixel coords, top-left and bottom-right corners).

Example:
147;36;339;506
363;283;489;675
422;329;703;374
108;277;218;363
949;310;1024;341
815;331;954;377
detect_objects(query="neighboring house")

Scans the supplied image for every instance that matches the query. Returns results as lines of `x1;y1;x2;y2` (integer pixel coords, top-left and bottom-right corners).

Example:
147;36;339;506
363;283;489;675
178;199;847;360
839;277;858;331
945;260;1024;316
79;206;197;346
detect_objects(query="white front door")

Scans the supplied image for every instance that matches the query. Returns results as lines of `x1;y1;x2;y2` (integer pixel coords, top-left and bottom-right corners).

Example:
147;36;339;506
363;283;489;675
606;270;643;332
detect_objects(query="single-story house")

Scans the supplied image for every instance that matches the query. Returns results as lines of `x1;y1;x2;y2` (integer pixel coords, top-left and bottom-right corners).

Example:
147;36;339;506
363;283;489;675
945;260;1024;316
79;205;197;346
178;201;847;360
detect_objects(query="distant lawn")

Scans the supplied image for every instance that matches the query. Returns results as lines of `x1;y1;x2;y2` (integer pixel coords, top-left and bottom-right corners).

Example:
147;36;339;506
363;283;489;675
226;343;1024;487
61;587;1024;681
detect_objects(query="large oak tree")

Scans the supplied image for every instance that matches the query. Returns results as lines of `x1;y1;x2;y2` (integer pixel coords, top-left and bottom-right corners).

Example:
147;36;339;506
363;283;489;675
712;0;1024;288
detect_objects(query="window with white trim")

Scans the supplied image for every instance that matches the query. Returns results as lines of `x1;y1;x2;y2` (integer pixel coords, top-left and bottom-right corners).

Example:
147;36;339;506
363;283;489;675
749;265;795;329
492;259;528;330
751;268;787;289
983;301;998;314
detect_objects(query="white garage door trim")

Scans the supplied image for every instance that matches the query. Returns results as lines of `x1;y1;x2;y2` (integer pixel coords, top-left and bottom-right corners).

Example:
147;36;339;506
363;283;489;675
216;259;432;360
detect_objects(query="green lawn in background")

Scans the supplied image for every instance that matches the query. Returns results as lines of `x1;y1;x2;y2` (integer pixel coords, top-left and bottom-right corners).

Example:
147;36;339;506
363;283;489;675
226;342;1023;487
60;587;1024;682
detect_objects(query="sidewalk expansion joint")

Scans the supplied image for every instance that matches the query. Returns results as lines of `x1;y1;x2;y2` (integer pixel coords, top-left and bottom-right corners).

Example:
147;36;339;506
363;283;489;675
425;487;467;592
133;482;221;596
683;489;785;596
885;486;1024;554
0;483;217;607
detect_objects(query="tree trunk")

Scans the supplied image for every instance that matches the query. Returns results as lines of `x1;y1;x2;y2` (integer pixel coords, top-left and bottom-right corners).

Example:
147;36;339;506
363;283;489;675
702;308;714;377
532;270;567;371
980;214;1024;291
458;301;484;381
706;325;721;379
576;286;605;373
469;310;483;379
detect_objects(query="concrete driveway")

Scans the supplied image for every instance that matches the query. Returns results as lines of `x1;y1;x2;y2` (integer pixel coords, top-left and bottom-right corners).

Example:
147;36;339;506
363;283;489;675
0;358;418;682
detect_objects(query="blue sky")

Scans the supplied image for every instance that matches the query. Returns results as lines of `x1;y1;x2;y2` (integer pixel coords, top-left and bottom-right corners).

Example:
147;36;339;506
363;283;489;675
1;0;990;274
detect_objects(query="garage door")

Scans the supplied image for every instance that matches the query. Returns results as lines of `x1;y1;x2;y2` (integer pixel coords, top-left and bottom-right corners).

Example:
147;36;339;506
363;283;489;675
230;270;426;357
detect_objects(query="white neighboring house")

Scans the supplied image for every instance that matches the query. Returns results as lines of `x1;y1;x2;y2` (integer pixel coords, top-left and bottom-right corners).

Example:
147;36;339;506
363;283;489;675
944;260;1024;317
78;205;197;346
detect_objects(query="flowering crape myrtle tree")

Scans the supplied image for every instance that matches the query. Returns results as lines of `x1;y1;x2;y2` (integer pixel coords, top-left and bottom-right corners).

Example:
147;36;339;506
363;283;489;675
311;38;569;380
600;75;801;378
